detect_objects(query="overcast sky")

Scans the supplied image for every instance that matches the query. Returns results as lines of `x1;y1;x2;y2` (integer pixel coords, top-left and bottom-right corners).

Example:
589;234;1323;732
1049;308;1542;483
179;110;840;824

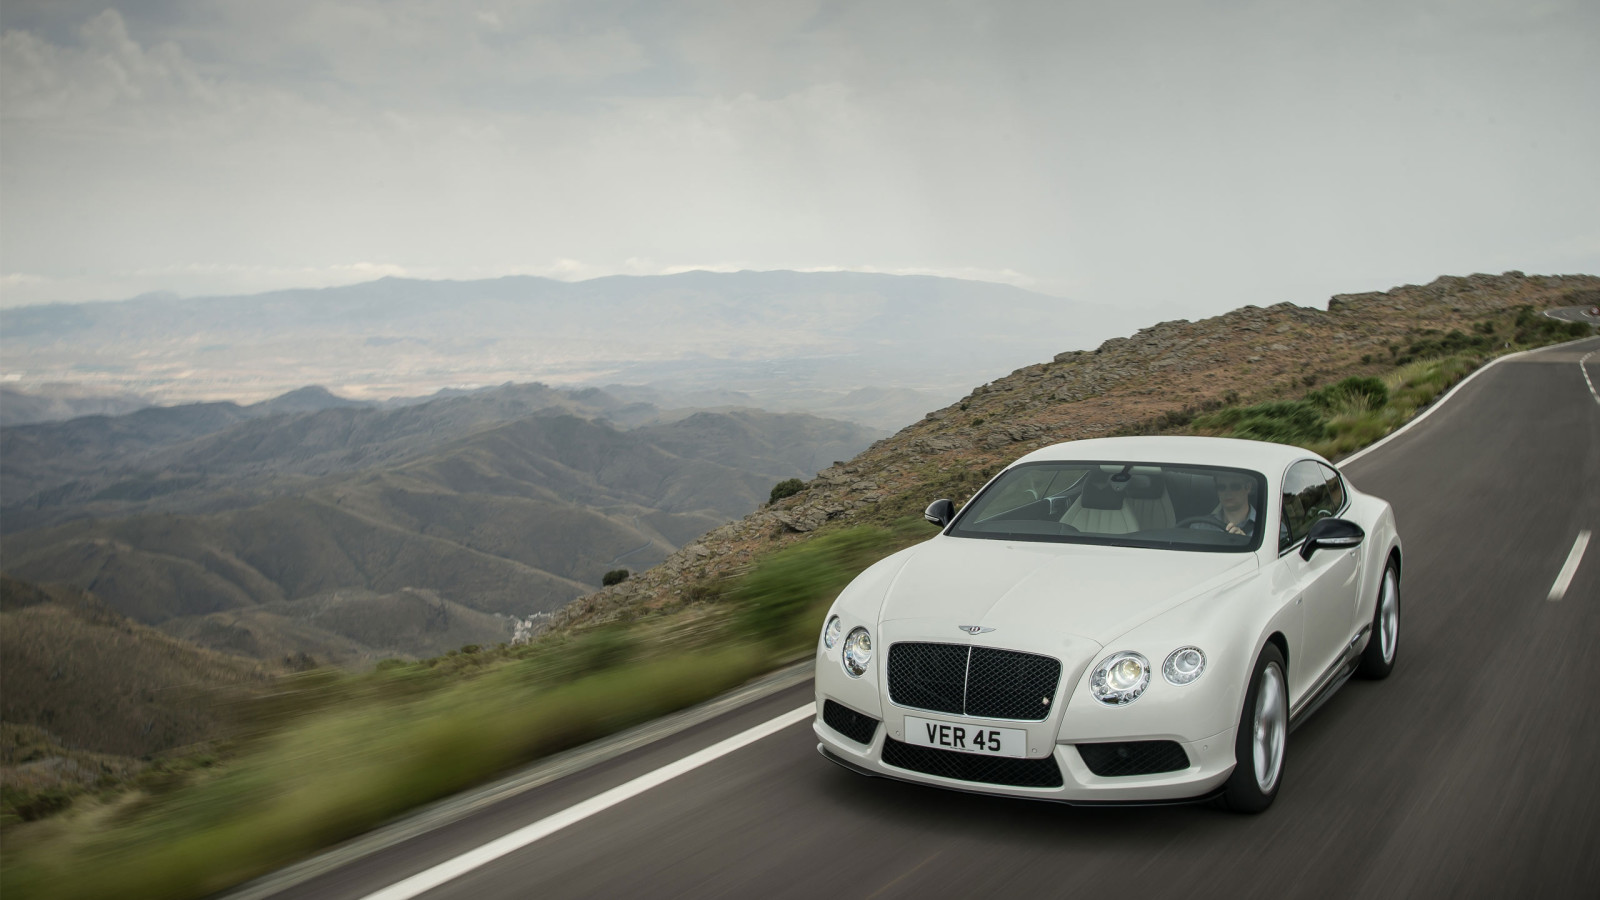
2;0;1596;320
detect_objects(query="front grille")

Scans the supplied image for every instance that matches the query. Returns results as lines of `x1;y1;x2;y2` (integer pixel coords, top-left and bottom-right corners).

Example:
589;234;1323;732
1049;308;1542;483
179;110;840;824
822;700;879;745
887;643;967;714
887;642;1062;721
882;737;1064;788
1076;741;1190;777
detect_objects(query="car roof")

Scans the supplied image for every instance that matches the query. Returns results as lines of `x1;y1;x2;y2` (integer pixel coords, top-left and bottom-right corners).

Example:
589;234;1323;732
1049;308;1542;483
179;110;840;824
1008;435;1325;475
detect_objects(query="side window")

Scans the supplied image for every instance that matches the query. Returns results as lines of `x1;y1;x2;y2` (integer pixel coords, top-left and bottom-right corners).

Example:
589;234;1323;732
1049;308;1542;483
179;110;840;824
1280;461;1331;552
1319;463;1347;515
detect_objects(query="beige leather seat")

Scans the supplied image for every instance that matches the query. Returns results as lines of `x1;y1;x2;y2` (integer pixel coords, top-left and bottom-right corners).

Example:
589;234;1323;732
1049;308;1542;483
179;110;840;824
1124;470;1176;530
1060;474;1141;534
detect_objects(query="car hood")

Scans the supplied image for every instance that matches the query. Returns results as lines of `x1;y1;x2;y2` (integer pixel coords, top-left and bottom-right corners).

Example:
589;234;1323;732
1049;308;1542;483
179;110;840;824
878;535;1258;645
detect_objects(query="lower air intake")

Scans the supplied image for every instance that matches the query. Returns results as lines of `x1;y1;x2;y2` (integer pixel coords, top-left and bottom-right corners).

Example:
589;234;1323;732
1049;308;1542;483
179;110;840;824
1075;741;1190;777
822;700;879;745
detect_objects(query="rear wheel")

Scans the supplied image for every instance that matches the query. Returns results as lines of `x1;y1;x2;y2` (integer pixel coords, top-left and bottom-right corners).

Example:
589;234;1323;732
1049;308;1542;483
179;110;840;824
1221;644;1287;813
1357;559;1400;680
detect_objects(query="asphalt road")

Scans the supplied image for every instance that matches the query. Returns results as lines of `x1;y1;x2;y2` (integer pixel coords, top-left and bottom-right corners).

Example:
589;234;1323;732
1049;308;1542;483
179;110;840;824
254;337;1599;900
1545;305;1600;325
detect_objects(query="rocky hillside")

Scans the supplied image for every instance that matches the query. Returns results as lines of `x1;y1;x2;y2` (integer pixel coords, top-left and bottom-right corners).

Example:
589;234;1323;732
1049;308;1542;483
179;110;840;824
547;272;1600;631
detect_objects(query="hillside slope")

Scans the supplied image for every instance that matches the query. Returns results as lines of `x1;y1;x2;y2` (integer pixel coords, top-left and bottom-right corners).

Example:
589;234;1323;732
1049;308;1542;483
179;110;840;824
0;577;270;758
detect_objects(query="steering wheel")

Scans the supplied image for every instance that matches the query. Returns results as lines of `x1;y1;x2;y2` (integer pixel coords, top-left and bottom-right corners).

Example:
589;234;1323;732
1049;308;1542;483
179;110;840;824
1176;514;1229;532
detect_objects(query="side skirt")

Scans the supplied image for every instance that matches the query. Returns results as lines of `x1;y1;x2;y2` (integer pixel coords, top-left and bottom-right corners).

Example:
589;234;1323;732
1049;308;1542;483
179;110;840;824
1289;625;1371;731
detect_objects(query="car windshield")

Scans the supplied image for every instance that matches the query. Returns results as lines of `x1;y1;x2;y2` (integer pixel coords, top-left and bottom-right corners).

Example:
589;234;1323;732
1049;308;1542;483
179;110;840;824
947;460;1269;552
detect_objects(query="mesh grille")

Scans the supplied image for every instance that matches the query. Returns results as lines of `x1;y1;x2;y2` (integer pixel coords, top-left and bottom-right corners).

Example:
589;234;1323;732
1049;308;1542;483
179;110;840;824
1075;741;1190;777
967;648;1062;719
886;643;967;715
887;642;1061;721
881;737;1064;788
821;700;879;746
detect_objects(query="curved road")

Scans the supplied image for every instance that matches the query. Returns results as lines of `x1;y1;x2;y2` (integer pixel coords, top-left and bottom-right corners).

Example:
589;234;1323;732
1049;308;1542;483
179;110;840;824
246;337;1599;900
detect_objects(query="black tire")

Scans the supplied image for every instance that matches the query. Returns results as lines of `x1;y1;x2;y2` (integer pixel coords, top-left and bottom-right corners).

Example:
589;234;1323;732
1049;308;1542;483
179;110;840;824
1357;558;1401;680
1221;644;1288;814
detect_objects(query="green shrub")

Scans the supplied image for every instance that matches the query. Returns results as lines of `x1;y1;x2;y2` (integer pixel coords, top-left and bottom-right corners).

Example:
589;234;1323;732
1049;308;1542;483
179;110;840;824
768;478;805;504
1396;328;1492;364
1511;306;1592;346
1308;376;1389;413
1196;400;1328;445
602;568;630;587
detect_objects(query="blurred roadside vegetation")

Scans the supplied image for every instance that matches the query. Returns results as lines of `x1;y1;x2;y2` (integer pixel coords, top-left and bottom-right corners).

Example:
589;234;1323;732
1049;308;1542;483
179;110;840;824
0;523;927;900
2;307;1593;900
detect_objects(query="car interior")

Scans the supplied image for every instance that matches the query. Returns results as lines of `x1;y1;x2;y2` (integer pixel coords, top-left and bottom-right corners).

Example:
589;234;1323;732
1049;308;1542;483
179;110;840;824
952;463;1265;550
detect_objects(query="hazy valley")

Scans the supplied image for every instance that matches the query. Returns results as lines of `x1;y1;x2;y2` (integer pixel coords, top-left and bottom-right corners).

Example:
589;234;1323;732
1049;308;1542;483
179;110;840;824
0;270;1133;431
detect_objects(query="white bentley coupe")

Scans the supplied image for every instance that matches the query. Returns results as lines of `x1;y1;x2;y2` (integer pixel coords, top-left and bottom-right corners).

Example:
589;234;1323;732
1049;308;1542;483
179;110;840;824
814;436;1402;812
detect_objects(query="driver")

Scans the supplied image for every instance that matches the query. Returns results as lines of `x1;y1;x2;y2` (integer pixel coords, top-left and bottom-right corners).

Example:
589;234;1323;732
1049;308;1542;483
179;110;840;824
1212;475;1258;536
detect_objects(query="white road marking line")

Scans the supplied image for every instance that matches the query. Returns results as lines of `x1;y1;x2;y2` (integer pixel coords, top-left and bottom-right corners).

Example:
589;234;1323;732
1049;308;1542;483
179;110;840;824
1581;350;1599;405
359;703;816;900
1548;531;1591;601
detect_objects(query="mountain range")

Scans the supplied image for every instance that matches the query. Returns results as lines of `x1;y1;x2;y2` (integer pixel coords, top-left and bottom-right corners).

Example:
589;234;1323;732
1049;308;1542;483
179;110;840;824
0;381;878;667
0;270;1131;430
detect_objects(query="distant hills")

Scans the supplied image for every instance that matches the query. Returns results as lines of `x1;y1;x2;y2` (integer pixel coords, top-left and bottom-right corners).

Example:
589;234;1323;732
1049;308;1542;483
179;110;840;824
0;270;1130;431
1;381;879;666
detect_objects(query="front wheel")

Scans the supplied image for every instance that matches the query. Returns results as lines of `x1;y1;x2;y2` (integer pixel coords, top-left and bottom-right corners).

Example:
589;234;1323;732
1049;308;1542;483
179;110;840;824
1357;559;1400;680
1221;644;1287;813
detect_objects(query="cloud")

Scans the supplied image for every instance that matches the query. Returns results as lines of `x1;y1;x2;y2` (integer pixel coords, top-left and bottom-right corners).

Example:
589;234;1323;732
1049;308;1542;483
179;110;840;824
1;1;1597;315
0;9;215;121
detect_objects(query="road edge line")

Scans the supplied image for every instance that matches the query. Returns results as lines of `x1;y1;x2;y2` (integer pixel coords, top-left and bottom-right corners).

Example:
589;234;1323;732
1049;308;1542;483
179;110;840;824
1548;531;1592;601
1341;336;1598;467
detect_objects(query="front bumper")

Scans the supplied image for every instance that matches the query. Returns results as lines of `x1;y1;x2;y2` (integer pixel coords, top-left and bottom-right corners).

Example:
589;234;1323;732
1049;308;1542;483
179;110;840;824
813;704;1236;805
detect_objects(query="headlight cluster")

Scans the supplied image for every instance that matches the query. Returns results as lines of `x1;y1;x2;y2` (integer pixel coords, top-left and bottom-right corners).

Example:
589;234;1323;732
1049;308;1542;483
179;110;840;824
1090;651;1150;705
823;615;874;678
822;615;842;650
1091;646;1207;705
842;627;873;677
1163;646;1206;685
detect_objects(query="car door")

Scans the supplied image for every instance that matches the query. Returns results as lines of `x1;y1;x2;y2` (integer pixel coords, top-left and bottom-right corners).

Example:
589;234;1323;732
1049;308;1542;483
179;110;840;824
1276;460;1362;702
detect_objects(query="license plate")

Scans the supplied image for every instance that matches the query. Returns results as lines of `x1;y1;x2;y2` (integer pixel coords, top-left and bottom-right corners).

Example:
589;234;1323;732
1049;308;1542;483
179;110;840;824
903;715;1028;758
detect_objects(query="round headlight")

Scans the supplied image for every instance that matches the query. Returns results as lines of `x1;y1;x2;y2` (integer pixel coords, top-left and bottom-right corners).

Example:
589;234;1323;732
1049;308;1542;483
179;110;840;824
841;627;873;678
1163;646;1206;685
1090;651;1150;705
822;615;842;650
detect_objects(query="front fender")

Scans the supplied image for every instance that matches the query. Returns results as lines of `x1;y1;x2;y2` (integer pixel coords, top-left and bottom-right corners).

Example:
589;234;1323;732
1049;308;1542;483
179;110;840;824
813;545;919;718
1057;570;1296;743
1346;493;1402;640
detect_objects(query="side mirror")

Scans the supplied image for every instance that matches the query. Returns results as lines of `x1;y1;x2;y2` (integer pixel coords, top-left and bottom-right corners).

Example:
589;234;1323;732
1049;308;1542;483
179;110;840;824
924;498;956;528
1300;517;1364;560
